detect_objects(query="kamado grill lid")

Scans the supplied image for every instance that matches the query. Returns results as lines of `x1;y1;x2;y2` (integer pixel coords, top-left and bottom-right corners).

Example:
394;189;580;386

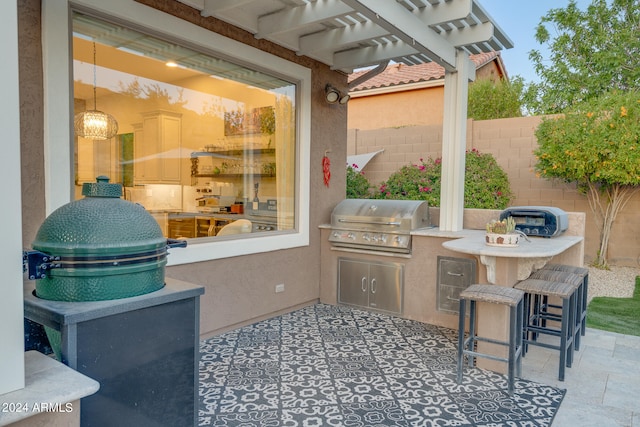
24;177;187;301
32;176;166;258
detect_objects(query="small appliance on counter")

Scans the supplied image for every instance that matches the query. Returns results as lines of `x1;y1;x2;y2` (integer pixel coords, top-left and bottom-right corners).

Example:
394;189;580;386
499;206;568;237
195;182;236;212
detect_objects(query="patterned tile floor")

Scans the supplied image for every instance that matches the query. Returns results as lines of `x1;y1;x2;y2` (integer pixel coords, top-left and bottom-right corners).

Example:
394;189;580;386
199;304;564;426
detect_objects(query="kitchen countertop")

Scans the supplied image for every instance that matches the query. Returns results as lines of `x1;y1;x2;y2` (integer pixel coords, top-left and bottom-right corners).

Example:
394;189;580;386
441;229;583;283
0;351;99;426
441;229;583;258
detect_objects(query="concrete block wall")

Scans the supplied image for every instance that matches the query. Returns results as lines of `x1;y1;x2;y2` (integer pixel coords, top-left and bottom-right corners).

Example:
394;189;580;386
348;116;640;266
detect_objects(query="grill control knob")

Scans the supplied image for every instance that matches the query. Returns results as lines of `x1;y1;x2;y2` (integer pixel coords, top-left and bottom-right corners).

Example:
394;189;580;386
380;234;387;243
347;233;356;240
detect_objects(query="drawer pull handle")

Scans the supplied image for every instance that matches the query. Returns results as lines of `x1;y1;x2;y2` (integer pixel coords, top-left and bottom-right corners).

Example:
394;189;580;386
361;277;367;292
447;296;460;302
447;272;464;277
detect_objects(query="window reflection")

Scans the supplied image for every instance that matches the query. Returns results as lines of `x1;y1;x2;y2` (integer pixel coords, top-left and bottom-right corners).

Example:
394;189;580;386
72;12;297;240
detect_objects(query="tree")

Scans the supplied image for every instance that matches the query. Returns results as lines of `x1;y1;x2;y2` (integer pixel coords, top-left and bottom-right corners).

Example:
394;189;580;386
467;77;524;120
534;91;640;267
526;0;640;114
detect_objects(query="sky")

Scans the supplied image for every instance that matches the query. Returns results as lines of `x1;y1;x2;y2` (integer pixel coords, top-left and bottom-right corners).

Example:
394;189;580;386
478;0;592;84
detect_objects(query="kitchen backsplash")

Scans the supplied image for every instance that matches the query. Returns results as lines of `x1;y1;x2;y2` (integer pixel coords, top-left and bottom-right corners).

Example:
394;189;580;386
127;184;182;211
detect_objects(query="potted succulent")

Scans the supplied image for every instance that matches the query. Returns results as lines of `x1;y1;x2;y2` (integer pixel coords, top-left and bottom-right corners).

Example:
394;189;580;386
485;216;520;247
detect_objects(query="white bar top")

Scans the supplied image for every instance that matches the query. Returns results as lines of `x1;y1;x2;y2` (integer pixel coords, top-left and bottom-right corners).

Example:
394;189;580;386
441;229;583;258
0;351;99;426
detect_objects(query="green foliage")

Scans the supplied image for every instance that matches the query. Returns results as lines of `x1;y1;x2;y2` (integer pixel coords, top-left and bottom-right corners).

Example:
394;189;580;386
346;165;372;199
375;149;513;209
534;90;640;267
587;276;640;337
534;91;640;187
467;77;524;120
527;0;640;114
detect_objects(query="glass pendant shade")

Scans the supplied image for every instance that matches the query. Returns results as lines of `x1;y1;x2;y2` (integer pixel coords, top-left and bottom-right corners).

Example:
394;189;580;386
74;110;119;140
75;41;118;141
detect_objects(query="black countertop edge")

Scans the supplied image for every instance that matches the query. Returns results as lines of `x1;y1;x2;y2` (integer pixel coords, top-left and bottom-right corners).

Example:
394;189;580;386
23;278;204;326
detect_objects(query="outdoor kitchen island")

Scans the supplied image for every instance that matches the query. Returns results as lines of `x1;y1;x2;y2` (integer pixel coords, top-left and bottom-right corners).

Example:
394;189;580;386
320;208;586;374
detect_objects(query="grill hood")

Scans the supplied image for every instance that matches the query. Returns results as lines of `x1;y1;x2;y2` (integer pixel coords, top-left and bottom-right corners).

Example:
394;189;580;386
329;199;430;253
331;199;430;232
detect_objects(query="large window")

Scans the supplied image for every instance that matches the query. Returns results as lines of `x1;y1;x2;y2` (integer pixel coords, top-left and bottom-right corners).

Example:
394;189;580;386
72;12;297;242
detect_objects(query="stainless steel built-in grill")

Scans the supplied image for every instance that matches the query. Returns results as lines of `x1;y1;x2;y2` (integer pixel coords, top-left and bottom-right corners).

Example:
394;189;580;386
329;199;430;254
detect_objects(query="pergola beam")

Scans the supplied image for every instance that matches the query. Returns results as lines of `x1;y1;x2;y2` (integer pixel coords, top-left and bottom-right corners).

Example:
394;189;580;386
341;0;458;71
256;0;352;39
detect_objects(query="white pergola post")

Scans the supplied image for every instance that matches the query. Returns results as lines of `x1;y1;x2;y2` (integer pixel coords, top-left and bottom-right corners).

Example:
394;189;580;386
439;49;472;232
0;0;25;395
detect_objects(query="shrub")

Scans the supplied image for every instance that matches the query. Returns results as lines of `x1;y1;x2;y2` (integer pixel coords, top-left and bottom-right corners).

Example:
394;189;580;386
375;149;513;209
346;164;372;198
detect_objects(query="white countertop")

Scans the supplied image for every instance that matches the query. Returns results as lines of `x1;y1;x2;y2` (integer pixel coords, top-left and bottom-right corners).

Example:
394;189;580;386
441;229;583;258
437;229;583;283
0;351;99;426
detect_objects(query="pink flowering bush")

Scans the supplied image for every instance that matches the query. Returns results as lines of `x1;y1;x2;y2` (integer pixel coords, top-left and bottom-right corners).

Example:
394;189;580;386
346;164;372;198
375;149;513;209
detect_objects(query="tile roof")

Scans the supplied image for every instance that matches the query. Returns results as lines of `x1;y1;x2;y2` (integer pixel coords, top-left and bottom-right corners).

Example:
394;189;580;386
348;51;501;92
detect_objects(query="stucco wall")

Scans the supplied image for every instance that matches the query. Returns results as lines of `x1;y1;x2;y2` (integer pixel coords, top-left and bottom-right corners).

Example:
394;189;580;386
19;0;46;246
348;86;445;130
348;117;640;266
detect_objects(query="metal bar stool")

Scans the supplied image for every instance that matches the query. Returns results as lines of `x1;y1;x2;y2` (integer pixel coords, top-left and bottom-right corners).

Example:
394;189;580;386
457;284;524;396
528;269;585;351
514;278;577;381
540;264;589;340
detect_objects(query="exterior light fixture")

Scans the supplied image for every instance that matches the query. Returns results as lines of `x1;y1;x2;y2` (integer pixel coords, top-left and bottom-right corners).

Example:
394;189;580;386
325;85;340;103
74;42;118;140
325;84;350;105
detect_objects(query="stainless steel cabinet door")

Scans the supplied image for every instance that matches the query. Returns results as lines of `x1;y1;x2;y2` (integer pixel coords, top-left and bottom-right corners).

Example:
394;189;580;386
368;262;403;314
338;259;369;308
338;258;403;314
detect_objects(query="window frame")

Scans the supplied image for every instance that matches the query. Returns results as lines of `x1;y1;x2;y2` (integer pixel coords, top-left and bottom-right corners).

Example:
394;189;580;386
44;0;311;265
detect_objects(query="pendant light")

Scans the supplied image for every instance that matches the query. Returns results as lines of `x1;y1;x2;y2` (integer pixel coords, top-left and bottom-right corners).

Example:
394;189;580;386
74;42;118;140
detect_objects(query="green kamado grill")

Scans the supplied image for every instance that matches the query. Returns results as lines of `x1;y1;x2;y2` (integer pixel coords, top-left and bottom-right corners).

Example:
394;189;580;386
24;176;186;302
24;177;185;359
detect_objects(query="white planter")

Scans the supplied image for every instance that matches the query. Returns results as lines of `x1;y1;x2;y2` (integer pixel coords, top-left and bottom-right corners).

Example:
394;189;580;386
485;232;519;247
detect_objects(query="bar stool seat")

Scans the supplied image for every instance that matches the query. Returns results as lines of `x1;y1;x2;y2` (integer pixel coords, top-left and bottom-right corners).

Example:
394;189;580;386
528;269;585;351
514;278;577;381
457;284;524;396
540;264;589;340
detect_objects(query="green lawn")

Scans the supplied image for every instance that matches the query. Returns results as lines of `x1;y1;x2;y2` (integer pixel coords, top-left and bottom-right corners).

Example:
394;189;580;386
586;276;640;337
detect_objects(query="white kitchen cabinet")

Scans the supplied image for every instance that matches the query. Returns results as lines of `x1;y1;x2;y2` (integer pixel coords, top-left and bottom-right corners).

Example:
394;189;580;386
338;258;404;315
134;111;182;183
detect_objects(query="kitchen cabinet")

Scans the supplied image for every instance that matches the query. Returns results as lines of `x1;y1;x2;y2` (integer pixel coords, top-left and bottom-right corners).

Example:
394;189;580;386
338;258;403;315
195;216;233;237
168;216;195;239
134;111;182;184
437;256;476;314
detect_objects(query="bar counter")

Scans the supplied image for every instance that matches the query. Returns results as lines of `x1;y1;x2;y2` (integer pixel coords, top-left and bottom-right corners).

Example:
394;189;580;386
441;230;583;284
438;229;584;373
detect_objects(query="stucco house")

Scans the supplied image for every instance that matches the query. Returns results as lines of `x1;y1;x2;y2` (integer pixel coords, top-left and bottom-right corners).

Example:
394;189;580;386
348;51;507;130
5;1;586;425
